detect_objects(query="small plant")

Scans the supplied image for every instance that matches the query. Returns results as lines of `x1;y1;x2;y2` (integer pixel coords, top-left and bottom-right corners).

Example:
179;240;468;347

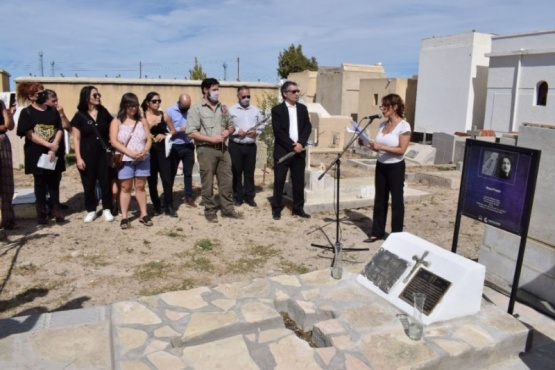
133;261;171;281
183;255;214;273
143;239;151;246
15;263;38;275
195;238;214;251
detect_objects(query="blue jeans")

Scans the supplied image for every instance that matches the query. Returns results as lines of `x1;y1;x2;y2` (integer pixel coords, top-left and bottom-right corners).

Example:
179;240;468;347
170;143;195;200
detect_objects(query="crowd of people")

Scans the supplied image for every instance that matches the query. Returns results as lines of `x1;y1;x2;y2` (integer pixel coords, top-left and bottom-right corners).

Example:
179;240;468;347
0;78;412;242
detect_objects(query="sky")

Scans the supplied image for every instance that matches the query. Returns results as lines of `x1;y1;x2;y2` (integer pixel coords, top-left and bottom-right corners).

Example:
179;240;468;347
1;0;554;90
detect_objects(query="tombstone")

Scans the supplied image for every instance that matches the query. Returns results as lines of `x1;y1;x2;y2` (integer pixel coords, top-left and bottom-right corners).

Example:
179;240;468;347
431;132;456;164
404;143;436;165
356;232;485;325
13;188;36;219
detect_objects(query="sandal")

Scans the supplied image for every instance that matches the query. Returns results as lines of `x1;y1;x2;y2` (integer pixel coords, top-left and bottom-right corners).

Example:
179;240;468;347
139;215;153;226
120;218;129;230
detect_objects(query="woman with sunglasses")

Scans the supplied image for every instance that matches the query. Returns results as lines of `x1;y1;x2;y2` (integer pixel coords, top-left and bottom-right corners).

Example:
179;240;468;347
360;93;411;243
141;92;176;216
71;86;117;223
16;82;66;224
110;93;152;229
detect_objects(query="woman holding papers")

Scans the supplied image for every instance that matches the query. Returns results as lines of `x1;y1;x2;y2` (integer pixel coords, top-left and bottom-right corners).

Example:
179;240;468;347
16;82;65;224
141;92;176;216
361;94;411;242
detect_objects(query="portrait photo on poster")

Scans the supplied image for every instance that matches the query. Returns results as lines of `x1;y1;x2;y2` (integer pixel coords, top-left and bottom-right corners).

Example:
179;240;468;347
480;150;518;184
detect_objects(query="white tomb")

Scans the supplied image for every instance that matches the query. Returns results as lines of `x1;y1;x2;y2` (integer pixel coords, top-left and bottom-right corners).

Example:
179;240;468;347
356;232;485;325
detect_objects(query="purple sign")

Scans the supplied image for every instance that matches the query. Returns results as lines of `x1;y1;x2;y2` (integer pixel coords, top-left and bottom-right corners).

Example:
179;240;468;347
460;140;540;235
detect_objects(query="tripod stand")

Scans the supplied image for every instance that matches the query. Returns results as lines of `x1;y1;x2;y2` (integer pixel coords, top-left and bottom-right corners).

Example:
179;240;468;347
311;117;380;263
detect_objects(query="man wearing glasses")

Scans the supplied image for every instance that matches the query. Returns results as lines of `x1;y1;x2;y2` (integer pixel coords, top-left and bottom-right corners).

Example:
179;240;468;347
271;81;312;220
228;85;264;207
167;93;197;209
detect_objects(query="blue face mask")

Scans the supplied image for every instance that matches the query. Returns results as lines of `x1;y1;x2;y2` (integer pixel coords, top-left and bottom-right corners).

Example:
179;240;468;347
240;98;250;106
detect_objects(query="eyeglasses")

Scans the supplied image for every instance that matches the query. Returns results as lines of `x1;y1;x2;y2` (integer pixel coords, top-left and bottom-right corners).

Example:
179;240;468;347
288;90;300;94
93;93;101;99
150;99;162;104
379;105;390;110
240;95;251;99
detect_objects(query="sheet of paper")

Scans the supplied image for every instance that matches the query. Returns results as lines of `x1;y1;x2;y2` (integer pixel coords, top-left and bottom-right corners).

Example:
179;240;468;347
37;154;57;170
347;120;371;146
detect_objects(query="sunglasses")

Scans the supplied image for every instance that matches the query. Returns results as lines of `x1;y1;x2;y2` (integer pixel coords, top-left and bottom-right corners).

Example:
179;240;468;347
92;93;101;99
240;95;251;99
288;90;300;94
150;99;162;104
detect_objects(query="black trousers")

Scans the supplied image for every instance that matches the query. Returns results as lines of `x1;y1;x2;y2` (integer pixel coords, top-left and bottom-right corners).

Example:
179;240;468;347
34;171;61;212
148;143;173;209
371;160;405;238
78;156;112;212
170;143;195;200
229;141;257;202
272;154;305;214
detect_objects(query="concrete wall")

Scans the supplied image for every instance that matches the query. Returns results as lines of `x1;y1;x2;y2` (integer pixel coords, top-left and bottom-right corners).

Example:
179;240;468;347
14;77;278;116
287;71;317;103
483;29;555;134
0;70;10;92
315;63;385;118
479;122;555;304
358;78;417;139
414;32;492;134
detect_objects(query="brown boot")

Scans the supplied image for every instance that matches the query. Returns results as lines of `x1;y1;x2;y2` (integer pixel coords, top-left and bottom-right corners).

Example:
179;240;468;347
53;205;65;223
37;207;48;225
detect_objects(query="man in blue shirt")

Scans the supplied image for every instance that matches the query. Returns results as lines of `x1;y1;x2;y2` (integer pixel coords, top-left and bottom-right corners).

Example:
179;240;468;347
167;93;197;209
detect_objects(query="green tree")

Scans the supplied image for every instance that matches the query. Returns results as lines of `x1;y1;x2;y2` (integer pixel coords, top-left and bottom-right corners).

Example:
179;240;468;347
277;44;318;79
257;91;280;168
189;57;207;80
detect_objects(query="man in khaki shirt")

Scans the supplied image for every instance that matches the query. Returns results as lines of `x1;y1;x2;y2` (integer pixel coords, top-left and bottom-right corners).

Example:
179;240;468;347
186;78;243;222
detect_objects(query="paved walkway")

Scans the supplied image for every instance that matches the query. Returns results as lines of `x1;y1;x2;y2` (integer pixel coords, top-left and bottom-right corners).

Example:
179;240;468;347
2;268;550;370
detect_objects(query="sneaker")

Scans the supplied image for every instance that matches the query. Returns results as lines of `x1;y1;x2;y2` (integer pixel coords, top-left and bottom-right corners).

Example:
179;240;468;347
84;211;97;223
205;212;218;223
221;210;244;219
102;209;114;222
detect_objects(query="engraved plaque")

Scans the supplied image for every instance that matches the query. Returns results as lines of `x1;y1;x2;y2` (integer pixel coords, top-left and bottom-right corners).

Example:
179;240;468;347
362;248;409;293
399;268;451;315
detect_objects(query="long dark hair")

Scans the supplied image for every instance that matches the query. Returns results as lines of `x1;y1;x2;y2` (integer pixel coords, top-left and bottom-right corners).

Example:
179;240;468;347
77;85;99;112
141;91;159;113
117;93;141;122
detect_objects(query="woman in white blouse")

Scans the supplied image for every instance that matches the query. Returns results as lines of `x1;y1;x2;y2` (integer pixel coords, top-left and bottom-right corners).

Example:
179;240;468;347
362;94;411;242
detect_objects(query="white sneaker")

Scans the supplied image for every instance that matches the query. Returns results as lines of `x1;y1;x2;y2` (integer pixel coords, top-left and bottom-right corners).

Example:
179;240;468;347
84;211;97;223
102;209;114;222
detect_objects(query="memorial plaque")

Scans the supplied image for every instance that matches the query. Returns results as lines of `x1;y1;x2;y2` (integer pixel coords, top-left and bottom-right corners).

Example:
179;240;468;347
399;268;452;315
362;248;409;293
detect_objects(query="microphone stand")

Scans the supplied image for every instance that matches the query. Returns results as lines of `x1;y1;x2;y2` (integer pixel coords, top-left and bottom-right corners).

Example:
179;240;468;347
311;117;379;262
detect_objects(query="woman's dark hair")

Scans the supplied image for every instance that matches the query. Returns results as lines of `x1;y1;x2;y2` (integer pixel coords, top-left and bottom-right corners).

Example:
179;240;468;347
382;93;406;118
16;82;44;104
77;85;98;111
117;92;141;122
141;91;159;113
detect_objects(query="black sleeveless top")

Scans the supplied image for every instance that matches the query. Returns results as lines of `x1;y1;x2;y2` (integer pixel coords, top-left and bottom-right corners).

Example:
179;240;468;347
150;113;168;136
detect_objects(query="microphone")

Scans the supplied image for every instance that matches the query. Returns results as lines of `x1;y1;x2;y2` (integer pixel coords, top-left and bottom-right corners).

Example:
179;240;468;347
363;114;382;120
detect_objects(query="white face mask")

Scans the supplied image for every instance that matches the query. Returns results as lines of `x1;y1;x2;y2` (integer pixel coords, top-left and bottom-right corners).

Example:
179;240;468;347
240;98;250;106
208;91;219;103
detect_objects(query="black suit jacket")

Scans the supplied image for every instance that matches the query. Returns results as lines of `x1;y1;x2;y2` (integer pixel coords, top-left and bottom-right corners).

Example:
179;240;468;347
271;101;312;160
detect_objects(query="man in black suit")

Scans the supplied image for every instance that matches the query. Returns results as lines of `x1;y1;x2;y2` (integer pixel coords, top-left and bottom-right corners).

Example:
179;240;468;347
271;81;312;220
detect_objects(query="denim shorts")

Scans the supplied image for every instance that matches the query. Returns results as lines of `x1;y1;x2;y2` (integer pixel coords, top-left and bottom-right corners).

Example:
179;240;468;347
118;159;151;180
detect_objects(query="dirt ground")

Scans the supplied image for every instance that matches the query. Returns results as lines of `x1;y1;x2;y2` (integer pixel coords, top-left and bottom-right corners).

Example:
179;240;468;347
0;153;484;319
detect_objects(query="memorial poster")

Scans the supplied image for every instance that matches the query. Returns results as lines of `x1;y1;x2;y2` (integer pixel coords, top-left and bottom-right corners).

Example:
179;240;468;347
460;140;540;235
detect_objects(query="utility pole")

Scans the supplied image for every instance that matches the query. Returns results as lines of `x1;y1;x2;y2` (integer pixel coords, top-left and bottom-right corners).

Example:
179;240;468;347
51;61;55;77
139;61;142;79
236;57;240;81
39;51;44;77
223;62;227;81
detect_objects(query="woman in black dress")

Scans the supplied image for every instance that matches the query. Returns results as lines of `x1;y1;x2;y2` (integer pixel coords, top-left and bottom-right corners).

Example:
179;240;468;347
141;92;176;216
70;86;118;223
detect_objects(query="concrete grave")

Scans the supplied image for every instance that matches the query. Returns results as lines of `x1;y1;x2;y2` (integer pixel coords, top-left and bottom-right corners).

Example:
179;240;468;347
13;188;36;219
356;232;485;325
404;143;436;165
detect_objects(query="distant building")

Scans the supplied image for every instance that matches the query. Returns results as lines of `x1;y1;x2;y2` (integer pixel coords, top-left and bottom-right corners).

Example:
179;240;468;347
414;32;493;135
483;29;555;134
